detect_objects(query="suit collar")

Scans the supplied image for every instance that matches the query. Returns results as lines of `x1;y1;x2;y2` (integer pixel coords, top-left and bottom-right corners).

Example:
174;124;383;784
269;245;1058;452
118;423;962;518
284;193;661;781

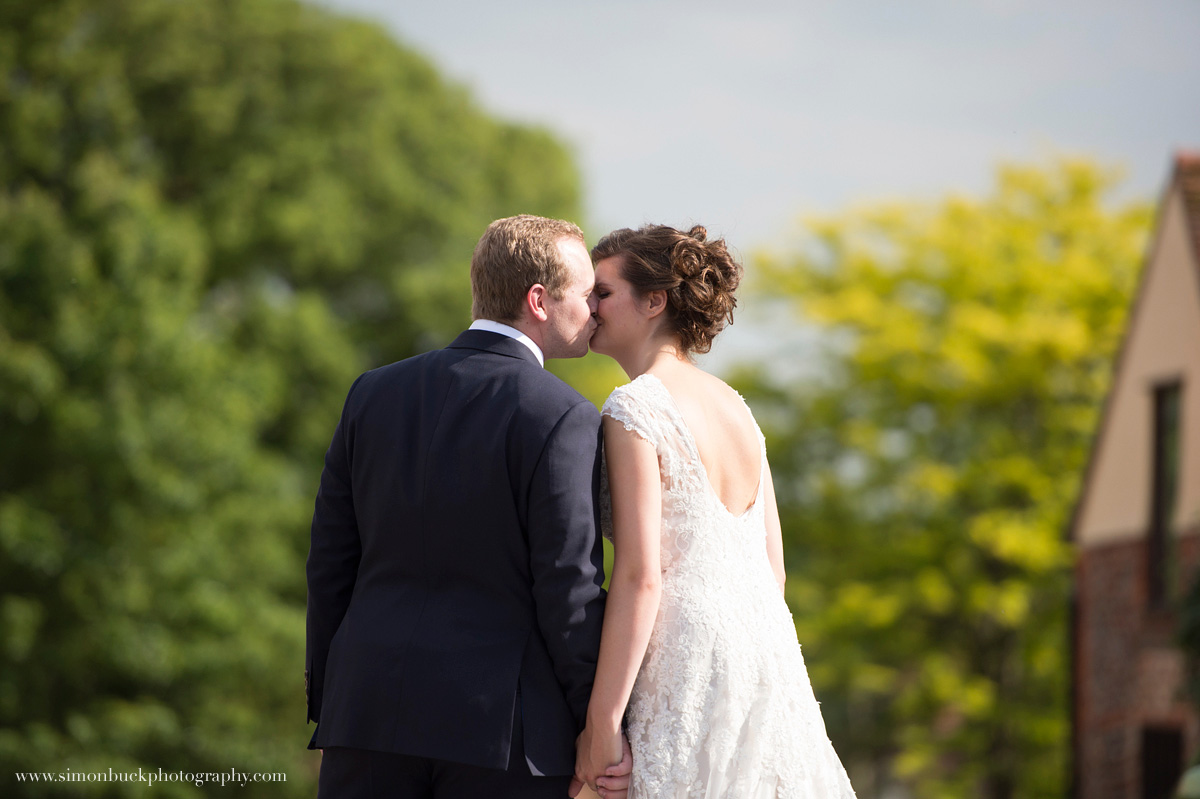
467;319;544;365
447;329;543;367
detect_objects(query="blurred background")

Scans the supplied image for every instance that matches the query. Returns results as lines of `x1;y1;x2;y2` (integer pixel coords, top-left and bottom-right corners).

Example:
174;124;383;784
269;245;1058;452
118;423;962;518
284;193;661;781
1;1;1198;796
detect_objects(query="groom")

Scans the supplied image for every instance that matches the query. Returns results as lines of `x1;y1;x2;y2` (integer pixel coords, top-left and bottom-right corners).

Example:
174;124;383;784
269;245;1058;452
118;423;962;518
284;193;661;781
306;215;628;798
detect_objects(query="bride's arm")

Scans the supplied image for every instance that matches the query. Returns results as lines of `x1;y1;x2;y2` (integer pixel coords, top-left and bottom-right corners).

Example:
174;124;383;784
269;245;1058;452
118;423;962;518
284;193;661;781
575;417;663;792
763;460;787;594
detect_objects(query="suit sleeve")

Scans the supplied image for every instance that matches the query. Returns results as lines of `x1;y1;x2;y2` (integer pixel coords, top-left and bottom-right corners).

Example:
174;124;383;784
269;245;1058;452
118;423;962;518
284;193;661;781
305;376;364;725
527;399;607;728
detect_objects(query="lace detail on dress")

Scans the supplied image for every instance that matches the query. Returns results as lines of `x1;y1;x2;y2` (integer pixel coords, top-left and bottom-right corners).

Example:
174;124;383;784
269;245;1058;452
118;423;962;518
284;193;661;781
600;374;856;799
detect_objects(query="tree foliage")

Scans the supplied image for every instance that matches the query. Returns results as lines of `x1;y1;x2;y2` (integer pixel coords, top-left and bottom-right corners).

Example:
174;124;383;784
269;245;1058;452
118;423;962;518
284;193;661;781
737;161;1151;799
0;0;584;795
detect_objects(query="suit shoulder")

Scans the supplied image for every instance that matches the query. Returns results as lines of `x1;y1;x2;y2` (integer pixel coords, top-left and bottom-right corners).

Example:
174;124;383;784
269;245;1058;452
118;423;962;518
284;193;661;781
519;367;598;419
334;352;444;416
353;349;440;386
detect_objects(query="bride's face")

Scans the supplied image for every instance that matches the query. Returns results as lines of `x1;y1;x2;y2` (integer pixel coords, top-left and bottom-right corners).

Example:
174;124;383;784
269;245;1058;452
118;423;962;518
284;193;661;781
590;255;650;358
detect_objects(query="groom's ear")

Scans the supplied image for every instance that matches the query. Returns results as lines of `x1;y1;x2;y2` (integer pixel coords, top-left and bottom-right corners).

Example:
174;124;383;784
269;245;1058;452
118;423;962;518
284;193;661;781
525;283;550;322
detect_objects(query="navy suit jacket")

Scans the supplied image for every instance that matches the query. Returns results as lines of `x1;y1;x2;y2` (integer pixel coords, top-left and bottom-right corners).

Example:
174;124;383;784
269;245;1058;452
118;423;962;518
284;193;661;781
305;330;606;774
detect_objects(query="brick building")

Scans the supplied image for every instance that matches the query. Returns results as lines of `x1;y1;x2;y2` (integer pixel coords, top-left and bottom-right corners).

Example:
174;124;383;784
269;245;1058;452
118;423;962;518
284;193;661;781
1071;153;1200;799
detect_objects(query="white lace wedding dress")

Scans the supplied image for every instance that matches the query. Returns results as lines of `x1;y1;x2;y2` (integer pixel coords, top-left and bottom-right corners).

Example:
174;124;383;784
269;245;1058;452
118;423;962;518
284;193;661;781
601;374;856;799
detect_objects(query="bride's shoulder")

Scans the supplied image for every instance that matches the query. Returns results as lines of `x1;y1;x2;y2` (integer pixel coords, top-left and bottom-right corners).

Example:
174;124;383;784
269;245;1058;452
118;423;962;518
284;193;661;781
603;373;661;408
601;375;668;446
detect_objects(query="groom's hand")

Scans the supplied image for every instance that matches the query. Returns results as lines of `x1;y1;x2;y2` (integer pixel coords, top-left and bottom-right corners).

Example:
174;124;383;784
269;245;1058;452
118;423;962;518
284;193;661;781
594;734;632;799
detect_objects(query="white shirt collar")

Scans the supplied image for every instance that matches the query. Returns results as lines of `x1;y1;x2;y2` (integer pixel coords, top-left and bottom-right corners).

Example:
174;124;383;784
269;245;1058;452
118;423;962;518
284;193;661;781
469;319;545;367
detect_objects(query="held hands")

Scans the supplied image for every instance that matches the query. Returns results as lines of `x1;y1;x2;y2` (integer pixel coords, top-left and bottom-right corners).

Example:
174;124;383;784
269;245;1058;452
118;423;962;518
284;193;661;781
569;728;632;799
595;734;633;799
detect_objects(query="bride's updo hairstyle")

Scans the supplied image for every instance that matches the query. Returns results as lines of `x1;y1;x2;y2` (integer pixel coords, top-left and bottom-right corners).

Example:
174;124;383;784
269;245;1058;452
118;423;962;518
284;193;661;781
591;224;743;355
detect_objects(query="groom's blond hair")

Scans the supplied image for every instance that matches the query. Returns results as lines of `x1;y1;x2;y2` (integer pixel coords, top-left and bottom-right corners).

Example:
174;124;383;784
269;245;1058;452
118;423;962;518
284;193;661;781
471;215;585;323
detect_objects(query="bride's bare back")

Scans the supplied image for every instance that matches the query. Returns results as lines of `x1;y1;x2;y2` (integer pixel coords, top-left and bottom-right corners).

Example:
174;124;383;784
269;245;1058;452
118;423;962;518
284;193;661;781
649;364;762;517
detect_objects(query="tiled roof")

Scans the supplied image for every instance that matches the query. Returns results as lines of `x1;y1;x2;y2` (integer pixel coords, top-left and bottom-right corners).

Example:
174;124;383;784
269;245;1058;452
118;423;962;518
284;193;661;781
1178;151;1200;269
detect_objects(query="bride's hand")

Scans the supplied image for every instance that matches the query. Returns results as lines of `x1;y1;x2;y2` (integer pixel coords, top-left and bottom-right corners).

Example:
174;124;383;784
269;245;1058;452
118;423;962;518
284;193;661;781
594;734;633;799
574;723;623;792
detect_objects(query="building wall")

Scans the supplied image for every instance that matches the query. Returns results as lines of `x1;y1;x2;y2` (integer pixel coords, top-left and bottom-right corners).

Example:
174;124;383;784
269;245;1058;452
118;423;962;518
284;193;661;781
1074;183;1200;548
1075;526;1200;798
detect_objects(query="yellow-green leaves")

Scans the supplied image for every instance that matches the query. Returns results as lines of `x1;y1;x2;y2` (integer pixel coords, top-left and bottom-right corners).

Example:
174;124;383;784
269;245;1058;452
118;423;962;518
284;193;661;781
736;159;1149;798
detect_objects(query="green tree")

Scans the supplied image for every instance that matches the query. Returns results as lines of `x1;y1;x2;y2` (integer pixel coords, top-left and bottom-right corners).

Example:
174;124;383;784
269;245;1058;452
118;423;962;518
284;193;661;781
0;0;584;795
737;161;1151;798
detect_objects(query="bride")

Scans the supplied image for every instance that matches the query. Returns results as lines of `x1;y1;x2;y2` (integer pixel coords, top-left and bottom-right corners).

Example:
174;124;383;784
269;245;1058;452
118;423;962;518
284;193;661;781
576;225;856;799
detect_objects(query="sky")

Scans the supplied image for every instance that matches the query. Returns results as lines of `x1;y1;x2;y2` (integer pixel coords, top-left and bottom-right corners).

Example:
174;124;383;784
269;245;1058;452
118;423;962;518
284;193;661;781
315;0;1200;253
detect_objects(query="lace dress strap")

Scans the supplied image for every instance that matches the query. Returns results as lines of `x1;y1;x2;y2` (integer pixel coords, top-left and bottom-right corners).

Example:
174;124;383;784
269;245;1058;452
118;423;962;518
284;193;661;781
733;388;769;504
599;376;689;542
732;388;767;453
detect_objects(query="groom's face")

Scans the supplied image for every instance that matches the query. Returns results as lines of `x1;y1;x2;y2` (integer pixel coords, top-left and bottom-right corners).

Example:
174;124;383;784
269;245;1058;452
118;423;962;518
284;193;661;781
541;237;599;359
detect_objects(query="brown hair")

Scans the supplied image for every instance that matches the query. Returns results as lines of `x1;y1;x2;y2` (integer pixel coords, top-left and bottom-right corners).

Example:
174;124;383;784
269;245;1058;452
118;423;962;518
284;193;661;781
471;215;586;322
591;224;742;354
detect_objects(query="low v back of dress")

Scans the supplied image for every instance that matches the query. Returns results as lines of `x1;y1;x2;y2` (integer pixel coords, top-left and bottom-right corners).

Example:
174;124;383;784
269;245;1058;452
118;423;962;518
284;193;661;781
602;374;856;799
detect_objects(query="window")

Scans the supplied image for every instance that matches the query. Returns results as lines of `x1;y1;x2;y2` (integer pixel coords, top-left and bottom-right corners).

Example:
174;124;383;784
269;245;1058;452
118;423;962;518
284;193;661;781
1148;382;1182;608
1142;726;1183;799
